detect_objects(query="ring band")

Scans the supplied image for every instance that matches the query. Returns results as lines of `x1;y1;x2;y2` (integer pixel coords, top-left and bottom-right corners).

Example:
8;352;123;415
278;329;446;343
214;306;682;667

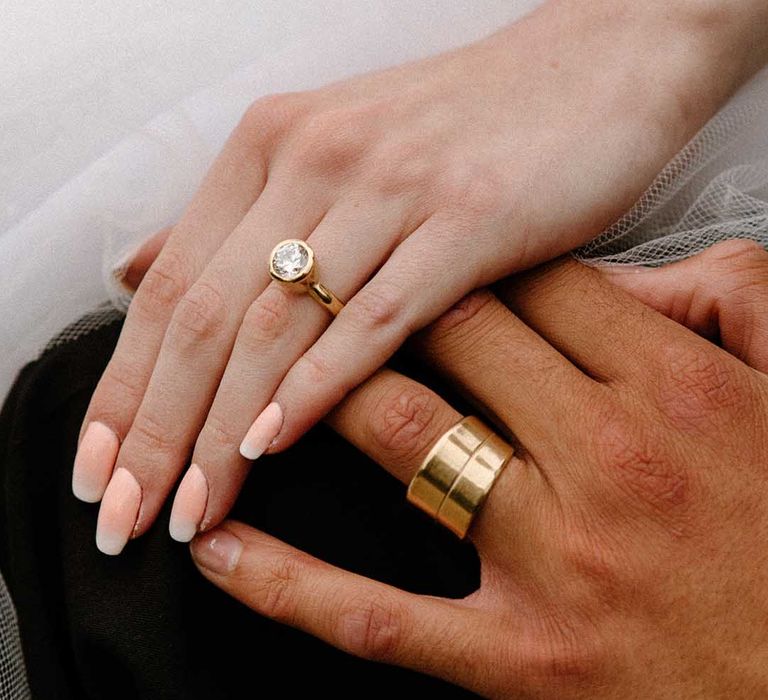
268;239;345;316
406;416;514;538
407;417;488;516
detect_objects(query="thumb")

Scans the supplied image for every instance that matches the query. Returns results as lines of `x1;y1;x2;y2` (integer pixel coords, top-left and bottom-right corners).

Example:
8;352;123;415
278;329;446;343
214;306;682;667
601;239;768;372
120;226;174;292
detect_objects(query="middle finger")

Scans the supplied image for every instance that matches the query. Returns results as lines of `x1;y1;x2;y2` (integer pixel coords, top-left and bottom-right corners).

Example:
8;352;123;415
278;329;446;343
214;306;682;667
415;288;604;478
168;190;419;540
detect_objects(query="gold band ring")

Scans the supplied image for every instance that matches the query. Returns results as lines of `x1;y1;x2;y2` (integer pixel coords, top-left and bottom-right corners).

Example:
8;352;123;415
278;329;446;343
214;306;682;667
268;239;345;316
407;416;514;538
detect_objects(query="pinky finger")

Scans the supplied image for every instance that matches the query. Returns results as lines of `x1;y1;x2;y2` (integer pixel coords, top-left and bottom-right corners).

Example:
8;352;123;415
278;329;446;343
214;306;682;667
191;521;500;694
601;239;768;372
119;226;174;293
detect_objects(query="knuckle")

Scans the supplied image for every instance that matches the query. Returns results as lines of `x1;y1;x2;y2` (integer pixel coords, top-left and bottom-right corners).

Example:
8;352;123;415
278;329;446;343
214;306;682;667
168;282;227;346
199;414;242;453
427;290;498;344
519;623;607;694
239;286;294;347
368;382;442;459
338;593;405;662
435;162;509;218
237;92;307;145
101;359;146;407
366;138;437;198
128;413;176;457
294;350;333;388
287;108;368;177
255;551;314;623
299;109;347;145
557;511;649;611
345;283;407;334
593;411;691;517
135;250;190;317
657;344;749;431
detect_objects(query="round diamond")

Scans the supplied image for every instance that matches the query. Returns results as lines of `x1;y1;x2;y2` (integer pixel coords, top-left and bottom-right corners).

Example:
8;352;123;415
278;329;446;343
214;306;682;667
272;241;310;281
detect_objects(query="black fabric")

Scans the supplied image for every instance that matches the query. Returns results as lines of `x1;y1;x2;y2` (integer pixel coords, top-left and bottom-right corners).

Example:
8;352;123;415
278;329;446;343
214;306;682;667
0;318;480;699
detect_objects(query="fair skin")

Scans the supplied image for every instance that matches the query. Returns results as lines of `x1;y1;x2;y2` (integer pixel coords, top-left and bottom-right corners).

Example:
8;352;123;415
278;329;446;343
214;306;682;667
190;241;768;698
71;0;768;555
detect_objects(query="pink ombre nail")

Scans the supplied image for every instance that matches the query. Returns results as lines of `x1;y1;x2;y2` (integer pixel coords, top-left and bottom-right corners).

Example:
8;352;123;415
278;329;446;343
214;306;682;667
169;464;209;543
72;421;120;503
95;468;141;556
239;402;283;461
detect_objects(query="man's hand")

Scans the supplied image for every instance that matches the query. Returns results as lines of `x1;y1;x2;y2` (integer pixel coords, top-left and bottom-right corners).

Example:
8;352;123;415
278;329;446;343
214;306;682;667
191;243;768;698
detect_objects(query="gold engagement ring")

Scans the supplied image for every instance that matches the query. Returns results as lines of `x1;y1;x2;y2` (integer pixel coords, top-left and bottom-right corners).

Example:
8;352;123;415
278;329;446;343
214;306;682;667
268;239;345;316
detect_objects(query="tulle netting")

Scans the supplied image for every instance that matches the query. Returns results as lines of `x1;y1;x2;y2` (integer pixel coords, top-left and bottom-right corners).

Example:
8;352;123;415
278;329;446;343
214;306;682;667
576;64;768;265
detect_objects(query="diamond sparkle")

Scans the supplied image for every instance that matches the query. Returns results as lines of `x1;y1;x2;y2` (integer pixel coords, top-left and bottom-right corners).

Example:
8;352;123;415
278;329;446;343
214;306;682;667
271;241;310;281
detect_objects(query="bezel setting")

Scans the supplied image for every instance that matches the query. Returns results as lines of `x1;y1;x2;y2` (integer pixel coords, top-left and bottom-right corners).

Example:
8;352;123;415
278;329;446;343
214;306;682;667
269;239;314;284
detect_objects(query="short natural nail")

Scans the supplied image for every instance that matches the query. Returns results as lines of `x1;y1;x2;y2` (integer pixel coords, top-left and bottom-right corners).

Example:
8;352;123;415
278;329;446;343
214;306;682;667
73;421;120;503
190;529;243;575
95;468;141;556
169;464;208;543
240;402;283;461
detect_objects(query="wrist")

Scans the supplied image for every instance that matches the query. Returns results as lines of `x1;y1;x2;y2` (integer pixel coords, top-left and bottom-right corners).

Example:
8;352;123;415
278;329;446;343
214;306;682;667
484;0;768;149
648;0;768;115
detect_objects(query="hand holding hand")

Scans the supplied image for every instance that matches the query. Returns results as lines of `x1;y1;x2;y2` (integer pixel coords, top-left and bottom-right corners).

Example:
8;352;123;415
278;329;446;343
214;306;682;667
73;0;768;555
192;242;768;698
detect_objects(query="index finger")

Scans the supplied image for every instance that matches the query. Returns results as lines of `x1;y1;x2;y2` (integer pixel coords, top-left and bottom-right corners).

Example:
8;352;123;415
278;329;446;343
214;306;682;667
190;521;506;696
72;106;280;504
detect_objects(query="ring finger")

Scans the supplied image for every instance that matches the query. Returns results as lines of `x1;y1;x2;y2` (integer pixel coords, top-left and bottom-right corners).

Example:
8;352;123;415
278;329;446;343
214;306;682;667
325;367;553;572
326;286;606;543
168;191;423;541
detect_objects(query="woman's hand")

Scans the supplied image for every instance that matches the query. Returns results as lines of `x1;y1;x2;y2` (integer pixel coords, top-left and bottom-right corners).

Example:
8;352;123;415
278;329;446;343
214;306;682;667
74;0;768;555
191;243;768;698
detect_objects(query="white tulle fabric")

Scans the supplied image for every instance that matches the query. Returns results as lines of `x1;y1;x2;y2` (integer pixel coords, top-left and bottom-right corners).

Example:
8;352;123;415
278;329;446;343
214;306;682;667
1;1;767;692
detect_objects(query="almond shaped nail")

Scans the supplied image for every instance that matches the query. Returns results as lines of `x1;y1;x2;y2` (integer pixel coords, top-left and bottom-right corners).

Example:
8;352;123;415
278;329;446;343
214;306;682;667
96;468;141;556
240;402;283;461
169;464;208;543
73;421;120;503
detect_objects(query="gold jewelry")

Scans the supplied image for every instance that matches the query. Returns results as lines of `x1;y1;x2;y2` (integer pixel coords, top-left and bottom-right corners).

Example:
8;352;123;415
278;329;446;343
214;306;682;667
407;416;514;538
407;417;488;517
268;239;344;316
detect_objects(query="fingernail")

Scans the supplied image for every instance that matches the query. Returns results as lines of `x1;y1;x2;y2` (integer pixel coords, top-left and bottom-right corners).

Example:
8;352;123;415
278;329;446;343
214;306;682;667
190;529;243;574
169;464;208;543
240;402;283;460
95;468;141;556
73;422;120;503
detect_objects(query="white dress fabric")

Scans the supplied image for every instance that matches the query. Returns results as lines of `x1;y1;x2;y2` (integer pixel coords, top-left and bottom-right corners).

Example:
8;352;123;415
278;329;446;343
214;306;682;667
1;2;767;694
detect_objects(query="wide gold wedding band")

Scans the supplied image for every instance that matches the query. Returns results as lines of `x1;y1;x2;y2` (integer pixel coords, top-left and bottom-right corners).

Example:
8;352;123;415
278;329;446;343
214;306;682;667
407;416;514;538
268;239;345;316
